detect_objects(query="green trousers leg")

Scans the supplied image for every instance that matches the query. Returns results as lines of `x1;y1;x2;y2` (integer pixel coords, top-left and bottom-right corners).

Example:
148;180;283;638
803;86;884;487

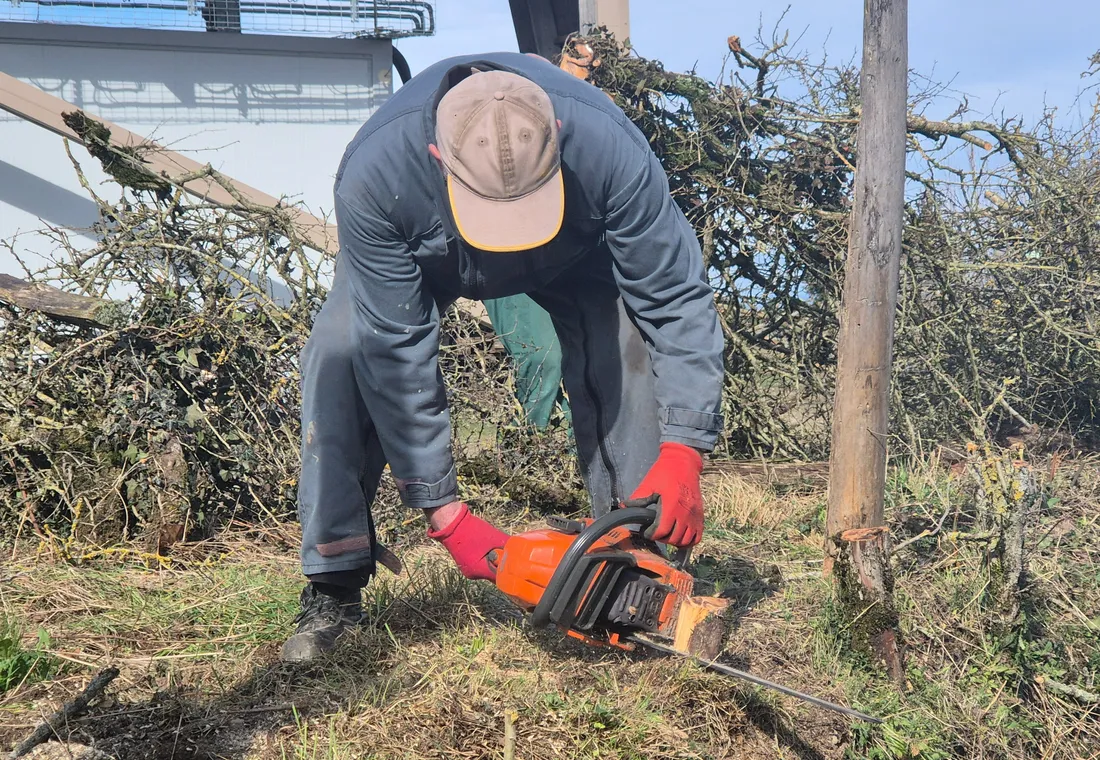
483;294;571;430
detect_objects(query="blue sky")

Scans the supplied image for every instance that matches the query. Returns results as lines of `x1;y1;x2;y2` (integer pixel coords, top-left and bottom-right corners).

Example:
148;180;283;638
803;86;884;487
396;0;1100;129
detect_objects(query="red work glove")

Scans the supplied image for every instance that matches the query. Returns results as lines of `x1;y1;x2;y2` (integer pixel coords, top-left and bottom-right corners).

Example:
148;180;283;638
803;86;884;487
630;442;705;548
427;502;509;582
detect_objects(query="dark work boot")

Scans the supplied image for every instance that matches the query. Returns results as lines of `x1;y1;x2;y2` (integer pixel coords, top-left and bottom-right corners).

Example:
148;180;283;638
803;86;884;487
280;582;364;663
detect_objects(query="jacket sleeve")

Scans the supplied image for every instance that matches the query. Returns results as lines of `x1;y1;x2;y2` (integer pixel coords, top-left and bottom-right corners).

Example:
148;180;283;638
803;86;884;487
333;185;457;509
601;132;726;451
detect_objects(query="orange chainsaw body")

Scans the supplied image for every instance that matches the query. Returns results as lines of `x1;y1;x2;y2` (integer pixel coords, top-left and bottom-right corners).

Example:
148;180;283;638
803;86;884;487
494;526;579;609
489;510;880;724
494;513;696;650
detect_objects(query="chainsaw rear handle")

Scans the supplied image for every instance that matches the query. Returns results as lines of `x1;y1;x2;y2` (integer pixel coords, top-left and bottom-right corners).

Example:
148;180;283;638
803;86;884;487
530;505;656;629
628;494;693;569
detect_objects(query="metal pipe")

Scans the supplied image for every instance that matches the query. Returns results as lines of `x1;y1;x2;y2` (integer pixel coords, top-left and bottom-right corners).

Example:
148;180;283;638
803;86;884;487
391;45;411;84
7;0;434;34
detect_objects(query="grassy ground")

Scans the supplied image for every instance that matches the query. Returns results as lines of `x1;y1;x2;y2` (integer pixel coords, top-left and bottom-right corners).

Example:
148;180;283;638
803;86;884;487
0;452;1097;759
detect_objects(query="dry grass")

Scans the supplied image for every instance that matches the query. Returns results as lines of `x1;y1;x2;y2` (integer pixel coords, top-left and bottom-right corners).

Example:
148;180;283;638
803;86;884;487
702;468;818;531
0;537;839;760
0;454;1096;760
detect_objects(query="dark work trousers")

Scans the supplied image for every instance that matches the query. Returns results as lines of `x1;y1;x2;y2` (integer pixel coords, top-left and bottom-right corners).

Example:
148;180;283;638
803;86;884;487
296;250;662;587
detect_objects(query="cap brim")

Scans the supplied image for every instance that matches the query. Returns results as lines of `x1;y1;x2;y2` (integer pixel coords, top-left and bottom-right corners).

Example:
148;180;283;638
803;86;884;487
447;170;564;253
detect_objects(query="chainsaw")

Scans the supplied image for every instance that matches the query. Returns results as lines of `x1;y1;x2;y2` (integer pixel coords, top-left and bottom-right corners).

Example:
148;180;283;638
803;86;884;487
491;503;882;724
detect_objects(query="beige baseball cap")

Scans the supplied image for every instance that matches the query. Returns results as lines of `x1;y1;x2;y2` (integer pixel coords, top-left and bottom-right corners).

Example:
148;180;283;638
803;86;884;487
435;70;564;252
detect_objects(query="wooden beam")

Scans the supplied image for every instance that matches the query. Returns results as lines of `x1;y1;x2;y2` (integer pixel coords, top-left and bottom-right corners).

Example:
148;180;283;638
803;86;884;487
0;273;113;327
823;0;907;682
0;72;493;329
0;71;335;256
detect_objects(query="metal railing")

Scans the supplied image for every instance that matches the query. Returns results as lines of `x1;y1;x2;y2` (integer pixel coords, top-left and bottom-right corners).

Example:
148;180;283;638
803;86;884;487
1;0;435;38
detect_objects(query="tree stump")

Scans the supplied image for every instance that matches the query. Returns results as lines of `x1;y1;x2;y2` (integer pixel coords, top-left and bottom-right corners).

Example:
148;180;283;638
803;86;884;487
831;526;905;686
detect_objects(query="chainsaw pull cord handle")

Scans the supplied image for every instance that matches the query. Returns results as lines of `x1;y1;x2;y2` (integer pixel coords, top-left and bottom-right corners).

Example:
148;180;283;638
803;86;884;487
530;505;657;629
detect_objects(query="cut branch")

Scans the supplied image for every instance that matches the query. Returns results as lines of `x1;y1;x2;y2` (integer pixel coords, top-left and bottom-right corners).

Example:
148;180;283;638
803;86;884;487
9;666;120;759
0;273;115;328
1037;675;1100;705
906;114;996;151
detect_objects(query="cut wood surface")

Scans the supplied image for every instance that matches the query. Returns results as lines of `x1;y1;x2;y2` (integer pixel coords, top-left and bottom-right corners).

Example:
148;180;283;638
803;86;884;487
832;529;904;685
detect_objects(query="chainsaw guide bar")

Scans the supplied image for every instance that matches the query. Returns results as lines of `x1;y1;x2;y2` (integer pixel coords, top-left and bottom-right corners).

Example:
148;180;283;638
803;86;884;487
493;504;883;725
629;635;883;724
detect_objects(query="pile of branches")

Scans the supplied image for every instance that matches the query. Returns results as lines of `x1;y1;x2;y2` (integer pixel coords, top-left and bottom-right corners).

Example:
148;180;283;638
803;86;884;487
584;31;1100;457
3;31;1100;541
0;149;578;544
0;167;325;543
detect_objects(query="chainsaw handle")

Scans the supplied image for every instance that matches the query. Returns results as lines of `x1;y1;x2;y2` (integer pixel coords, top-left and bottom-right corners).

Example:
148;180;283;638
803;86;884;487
625;494;692;569
530;506;656;629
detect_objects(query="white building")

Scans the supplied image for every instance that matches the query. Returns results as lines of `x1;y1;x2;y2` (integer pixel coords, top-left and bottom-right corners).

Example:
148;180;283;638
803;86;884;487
0;2;428;275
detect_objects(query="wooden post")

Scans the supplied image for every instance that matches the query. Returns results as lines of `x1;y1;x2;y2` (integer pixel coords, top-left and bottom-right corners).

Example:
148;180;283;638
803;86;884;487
579;0;630;44
824;0;908;684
